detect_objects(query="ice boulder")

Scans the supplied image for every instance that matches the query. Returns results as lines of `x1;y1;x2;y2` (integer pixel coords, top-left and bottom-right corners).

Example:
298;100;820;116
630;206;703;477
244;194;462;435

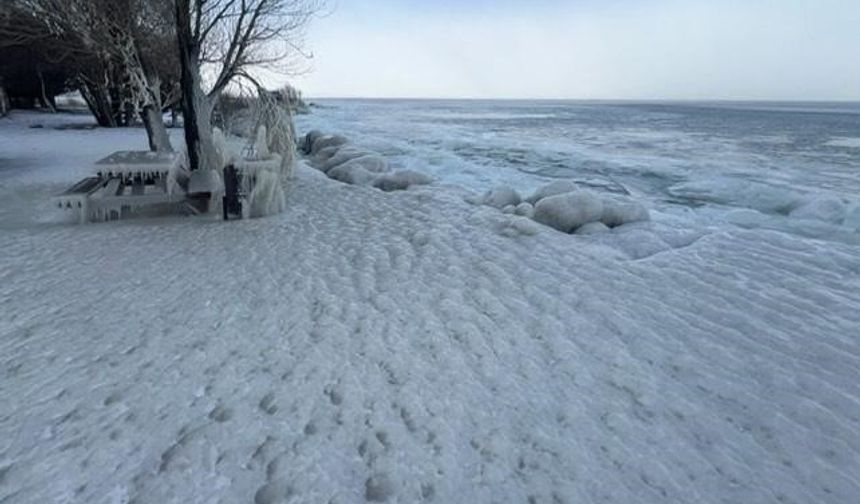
575;222;610;235
312;145;342;165
525;180;579;204
480;186;521;209
599;195;650;227
311;134;348;155
610;227;672;260
300;130;324;154
514;202;534;218
497;216;542;238
373;170;432;192
322;147;370;173
789;197;847;224
327;163;376;186
533;191;604;233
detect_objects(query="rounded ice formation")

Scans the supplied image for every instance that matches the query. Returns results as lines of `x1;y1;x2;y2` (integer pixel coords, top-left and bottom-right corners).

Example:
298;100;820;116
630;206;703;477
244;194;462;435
599;195;650;227
790;197;847;224
481;186;521;209
533;191;604;233
575;221;611;235
327;163;376;186
373;170;433;192
300;130;324;154
312;145;341;164
514;202;534;218
311;134;348;155
322;147;369;173
525;180;579;204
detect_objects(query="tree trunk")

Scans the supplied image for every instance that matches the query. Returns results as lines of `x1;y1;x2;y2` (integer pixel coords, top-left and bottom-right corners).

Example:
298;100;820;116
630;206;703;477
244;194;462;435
79;80;117;127
141;105;173;152
37;71;57;113
0;80;9;117
175;0;201;171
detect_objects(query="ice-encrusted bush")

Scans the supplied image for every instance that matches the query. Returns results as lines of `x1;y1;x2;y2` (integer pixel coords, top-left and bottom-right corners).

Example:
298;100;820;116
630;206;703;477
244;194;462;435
248;169;286;217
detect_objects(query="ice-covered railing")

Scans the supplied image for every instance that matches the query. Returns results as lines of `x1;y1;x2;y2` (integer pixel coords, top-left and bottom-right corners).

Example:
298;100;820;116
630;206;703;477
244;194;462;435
300;130;433;192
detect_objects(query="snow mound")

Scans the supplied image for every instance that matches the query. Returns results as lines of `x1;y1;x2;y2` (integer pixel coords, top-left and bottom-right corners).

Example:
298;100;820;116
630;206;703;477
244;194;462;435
478;186;521;209
532;191;604;233
789;197;847;224
373;170;433;192
525;180;579;204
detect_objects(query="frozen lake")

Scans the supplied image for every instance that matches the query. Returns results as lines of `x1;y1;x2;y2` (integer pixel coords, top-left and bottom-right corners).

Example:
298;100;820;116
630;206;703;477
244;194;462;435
298;100;860;239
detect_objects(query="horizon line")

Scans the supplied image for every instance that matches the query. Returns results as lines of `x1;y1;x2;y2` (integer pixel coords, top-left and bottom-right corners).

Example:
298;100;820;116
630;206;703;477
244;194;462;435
303;96;860;104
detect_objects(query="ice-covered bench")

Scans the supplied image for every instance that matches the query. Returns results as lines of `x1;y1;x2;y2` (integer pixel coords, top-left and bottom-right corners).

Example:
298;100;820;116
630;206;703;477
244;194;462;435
55;150;187;223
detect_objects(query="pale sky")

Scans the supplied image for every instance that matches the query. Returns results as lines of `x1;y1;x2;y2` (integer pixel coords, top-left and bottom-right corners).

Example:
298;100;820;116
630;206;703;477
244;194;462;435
286;0;860;100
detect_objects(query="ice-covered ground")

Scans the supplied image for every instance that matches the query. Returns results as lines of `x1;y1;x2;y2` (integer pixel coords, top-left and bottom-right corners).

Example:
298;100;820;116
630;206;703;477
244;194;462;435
1;109;860;504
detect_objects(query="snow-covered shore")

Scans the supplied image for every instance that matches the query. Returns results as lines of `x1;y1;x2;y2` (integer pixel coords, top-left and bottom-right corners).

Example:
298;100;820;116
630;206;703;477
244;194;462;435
1;111;859;503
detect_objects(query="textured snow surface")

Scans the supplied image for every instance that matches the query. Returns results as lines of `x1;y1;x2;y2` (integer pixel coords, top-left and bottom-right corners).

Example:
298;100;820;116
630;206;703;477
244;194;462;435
2;112;860;504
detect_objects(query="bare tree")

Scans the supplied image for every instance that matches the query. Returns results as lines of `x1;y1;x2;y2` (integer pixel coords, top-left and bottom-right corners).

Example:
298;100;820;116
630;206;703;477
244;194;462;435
174;0;323;171
1;0;178;151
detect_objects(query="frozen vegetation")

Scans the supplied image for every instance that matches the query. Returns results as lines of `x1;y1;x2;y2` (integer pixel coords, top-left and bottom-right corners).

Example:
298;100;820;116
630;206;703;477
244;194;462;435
1;104;860;504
